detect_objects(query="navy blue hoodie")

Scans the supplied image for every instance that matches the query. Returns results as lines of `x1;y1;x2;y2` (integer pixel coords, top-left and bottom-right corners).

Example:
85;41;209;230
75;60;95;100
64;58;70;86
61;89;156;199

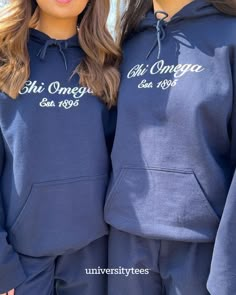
0;29;115;292
104;1;236;293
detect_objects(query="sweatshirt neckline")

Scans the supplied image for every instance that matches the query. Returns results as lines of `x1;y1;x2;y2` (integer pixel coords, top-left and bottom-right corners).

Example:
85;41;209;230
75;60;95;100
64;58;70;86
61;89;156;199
29;28;81;71
141;0;219;61
140;0;219;30
29;28;79;47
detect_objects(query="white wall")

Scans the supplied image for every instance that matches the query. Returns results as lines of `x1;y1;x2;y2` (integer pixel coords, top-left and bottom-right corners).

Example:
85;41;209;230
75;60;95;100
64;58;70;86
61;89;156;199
107;0;127;37
0;0;8;7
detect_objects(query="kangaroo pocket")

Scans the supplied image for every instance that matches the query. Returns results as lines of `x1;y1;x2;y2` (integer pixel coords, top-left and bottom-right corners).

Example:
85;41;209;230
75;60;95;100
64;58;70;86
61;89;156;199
104;167;220;242
9;175;108;256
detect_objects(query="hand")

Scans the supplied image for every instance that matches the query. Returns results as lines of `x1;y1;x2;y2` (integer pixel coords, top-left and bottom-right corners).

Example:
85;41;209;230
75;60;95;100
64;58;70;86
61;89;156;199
0;289;15;295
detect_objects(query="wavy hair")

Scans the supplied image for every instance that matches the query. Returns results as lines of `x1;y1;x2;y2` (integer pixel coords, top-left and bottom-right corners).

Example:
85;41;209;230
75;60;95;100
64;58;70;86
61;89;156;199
119;0;236;43
0;0;121;107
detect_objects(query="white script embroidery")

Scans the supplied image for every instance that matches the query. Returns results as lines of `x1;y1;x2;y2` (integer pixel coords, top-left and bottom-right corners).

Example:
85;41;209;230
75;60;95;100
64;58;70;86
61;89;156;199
127;60;205;79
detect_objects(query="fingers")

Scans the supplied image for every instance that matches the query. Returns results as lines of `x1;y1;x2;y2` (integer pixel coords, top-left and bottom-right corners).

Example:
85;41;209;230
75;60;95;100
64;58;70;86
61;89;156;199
0;289;15;295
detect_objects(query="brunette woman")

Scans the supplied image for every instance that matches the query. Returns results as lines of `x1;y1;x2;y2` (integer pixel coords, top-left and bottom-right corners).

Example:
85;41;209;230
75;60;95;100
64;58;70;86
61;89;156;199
104;0;236;294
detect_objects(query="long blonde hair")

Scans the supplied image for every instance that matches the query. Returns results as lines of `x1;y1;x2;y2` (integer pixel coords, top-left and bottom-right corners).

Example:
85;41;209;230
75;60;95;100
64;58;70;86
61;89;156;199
0;0;121;107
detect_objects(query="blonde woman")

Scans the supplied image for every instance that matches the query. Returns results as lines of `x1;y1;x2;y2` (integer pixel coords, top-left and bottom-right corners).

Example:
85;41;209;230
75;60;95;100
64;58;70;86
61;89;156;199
0;0;120;294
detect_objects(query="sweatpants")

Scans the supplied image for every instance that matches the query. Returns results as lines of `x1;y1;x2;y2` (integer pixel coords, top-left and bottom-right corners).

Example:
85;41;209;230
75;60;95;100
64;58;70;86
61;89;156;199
108;227;213;295
15;236;107;295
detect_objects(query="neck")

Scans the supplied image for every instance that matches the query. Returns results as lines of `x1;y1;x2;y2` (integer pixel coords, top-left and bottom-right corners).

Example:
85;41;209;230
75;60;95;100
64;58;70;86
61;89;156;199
36;11;78;40
153;0;193;20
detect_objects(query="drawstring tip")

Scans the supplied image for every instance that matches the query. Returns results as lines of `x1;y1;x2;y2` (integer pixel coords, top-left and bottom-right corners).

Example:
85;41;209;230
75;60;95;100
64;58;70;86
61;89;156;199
157;47;161;60
146;50;152;60
36;49;42;58
146;40;158;60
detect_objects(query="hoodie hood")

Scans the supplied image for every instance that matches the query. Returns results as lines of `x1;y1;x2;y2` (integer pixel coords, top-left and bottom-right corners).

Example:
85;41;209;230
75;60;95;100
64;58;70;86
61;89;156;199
137;0;221;59
29;28;80;70
139;0;221;31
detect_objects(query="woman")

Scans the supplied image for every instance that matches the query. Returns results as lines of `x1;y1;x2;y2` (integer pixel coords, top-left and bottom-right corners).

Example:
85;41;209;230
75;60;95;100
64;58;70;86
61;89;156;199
104;0;236;294
0;0;120;294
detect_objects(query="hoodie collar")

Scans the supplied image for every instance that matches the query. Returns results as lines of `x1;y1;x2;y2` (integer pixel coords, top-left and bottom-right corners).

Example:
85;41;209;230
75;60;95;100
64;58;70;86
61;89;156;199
138;0;220;60
29;28;80;71
139;0;220;30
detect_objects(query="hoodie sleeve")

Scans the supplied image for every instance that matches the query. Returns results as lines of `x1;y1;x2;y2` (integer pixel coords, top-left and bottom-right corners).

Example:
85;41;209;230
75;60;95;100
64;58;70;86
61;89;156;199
0;129;26;293
207;51;236;295
207;172;236;294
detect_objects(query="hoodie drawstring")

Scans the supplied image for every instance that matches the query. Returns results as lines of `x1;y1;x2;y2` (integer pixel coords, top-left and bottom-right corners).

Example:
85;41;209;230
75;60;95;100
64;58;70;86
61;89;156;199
37;39;68;71
146;11;168;60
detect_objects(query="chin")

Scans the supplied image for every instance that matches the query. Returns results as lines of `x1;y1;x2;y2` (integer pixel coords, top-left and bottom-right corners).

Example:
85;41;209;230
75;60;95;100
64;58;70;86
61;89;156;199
37;0;89;19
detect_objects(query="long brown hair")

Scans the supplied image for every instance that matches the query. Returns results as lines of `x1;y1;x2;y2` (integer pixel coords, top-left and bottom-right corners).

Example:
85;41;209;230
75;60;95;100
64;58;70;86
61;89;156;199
0;0;121;107
120;0;236;43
